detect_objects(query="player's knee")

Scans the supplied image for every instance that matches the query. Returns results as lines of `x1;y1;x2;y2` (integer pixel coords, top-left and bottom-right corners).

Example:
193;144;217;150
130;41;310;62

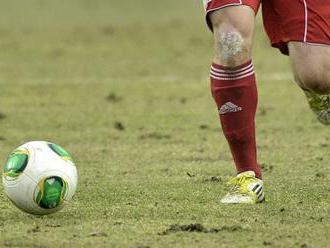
213;23;251;66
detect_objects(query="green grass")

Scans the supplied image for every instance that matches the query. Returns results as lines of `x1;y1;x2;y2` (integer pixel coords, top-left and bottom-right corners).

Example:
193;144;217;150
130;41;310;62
0;0;330;247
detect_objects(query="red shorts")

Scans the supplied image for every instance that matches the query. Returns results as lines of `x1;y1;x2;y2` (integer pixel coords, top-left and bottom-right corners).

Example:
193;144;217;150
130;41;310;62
205;0;330;55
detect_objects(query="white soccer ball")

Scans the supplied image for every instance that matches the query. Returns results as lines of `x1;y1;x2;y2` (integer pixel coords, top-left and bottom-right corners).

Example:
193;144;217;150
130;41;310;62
2;141;78;215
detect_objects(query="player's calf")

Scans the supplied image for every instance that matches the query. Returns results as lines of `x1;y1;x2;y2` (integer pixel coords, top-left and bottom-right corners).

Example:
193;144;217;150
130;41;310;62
289;43;330;94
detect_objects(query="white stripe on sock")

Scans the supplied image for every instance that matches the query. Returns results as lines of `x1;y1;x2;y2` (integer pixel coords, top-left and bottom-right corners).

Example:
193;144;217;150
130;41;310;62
211;62;253;74
210;70;255;81
211;66;254;78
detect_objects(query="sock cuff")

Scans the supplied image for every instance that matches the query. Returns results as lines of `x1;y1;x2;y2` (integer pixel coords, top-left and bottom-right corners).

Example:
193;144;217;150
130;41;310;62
210;60;254;81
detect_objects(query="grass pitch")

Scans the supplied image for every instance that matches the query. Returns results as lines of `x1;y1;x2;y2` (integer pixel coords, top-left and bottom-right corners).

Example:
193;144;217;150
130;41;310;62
0;0;330;247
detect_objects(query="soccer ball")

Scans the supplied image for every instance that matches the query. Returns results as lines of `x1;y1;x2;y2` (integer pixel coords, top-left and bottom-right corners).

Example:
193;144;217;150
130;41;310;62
2;141;78;215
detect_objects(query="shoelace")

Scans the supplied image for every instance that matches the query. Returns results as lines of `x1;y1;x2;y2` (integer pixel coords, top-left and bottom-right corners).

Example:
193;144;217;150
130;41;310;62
227;175;254;195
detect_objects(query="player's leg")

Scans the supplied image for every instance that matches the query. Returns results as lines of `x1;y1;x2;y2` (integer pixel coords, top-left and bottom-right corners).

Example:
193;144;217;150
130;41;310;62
288;43;330;124
205;3;264;204
262;0;330;124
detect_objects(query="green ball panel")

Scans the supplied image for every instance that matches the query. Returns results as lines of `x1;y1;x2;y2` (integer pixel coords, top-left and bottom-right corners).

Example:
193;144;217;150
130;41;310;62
34;176;67;209
48;143;73;162
3;149;29;179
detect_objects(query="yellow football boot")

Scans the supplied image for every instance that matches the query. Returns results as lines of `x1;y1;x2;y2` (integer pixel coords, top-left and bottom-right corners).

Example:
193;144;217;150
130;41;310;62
221;171;265;204
304;90;330;125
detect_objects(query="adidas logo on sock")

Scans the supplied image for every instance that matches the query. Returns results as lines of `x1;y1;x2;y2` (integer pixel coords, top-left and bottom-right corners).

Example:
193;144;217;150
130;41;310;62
219;102;242;114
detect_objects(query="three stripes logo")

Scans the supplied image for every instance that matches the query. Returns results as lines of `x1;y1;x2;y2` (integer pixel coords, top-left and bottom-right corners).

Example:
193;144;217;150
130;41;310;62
219;102;242;115
252;183;264;202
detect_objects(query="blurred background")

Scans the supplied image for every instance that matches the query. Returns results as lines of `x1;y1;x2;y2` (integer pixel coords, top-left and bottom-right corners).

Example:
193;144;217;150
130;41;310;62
0;0;285;85
0;0;294;154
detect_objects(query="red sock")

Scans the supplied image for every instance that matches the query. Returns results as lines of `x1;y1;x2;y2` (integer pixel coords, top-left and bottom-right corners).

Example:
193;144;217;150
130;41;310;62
210;60;261;178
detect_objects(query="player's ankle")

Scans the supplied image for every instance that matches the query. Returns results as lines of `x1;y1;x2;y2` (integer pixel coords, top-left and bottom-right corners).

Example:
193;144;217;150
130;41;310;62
237;168;262;179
